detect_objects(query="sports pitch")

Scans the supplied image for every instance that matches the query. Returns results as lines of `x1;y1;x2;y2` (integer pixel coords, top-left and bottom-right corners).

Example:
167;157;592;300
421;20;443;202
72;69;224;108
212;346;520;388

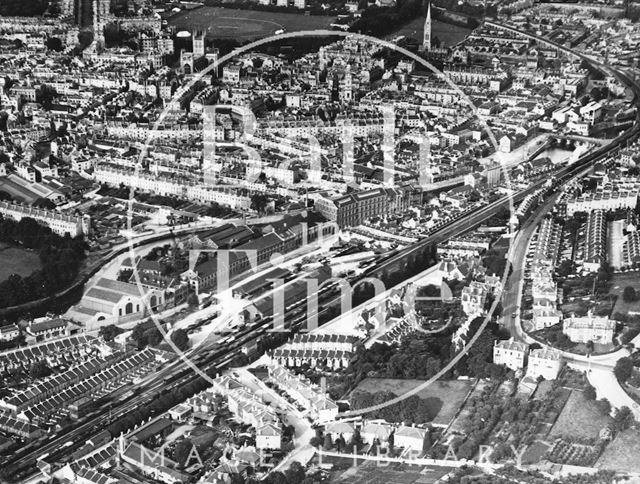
168;7;335;40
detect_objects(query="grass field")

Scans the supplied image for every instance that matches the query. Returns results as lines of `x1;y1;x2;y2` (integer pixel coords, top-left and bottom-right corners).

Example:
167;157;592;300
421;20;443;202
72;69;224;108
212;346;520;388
521;440;551;465
322;457;455;484
353;378;474;426
392;17;471;48
169;7;471;47
549;389;612;440
608;272;640;316
168;6;335;40
597;429;640;472
0;242;41;280
532;379;554;400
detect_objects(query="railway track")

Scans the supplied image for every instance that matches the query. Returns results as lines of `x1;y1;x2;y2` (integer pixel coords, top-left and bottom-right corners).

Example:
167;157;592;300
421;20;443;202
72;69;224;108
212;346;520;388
5;24;640;482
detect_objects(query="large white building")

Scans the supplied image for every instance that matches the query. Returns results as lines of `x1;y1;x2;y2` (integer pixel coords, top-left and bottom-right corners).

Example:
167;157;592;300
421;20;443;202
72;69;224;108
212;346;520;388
566;191;638;216
579;101;602;125
532;308;562;331
527;348;563;380
563;312;615;344
493;338;528;371
0;201;90;238
394;425;427;452
70;278;165;328
94;164;251;209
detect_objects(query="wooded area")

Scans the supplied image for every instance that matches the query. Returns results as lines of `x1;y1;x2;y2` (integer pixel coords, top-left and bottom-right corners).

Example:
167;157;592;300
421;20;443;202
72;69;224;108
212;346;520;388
0;215;86;308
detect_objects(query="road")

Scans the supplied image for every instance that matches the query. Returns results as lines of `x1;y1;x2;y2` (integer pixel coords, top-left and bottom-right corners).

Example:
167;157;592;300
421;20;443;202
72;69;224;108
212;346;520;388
494;20;640;419
10;22;640;481
503;205;640;417
11;151;634;481
232;368;315;472
2;177;541;481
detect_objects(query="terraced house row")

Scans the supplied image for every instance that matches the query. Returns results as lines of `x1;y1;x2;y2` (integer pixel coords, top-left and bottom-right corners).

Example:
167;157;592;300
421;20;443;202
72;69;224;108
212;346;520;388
10;349;159;425
0;351;132;414
0;335;98;373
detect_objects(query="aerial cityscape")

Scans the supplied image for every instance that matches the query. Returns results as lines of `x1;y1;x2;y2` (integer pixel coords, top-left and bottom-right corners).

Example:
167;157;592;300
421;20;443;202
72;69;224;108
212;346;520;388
1;0;640;482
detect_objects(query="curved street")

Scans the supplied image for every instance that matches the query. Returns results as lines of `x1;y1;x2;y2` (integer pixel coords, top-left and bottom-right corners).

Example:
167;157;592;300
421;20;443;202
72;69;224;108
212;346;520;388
491;18;640;419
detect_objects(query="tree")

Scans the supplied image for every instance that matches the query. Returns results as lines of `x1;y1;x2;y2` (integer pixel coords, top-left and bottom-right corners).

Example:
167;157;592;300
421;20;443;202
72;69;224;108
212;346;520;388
37;85;57;109
187;292;199;307
351;426;364;450
171;329;189;351
422;431;432;454
557;259;576;278
614;357;634;382
98;324;123;342
145;327;163;346
584;384;597;401
265;471;288;484
614;406;635;431
284;461;305;484
469;190;481;202
309;436;322;447
229;474;245;484
492;442;511;461
457;440;476;460
482;249;507;277
45;37;63;52
33;197;56;210
623;286;638;303
173;438;195;466
590;87;603;101
596;398;611;416
323;433;333;450
0;0;48;16
131;322;148;349
250;194;269;214
29;360;52;379
335;434;346;452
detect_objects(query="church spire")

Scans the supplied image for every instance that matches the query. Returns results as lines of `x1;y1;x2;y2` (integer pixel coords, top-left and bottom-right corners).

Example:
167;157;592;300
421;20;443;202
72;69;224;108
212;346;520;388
423;2;432;52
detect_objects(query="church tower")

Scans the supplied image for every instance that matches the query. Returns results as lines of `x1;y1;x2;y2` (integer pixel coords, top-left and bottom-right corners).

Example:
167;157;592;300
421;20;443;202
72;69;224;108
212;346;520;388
422;2;432;52
193;30;205;58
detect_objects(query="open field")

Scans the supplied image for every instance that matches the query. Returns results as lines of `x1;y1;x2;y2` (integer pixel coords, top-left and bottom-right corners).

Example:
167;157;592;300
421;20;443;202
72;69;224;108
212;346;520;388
392;17;471;48
353;378;474;426
596;429;640;472
608;271;640;316
320;457;455;484
532;379;554;400
549;390;612;440
521;440;551;465
168;6;335;40
0;242;41;280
